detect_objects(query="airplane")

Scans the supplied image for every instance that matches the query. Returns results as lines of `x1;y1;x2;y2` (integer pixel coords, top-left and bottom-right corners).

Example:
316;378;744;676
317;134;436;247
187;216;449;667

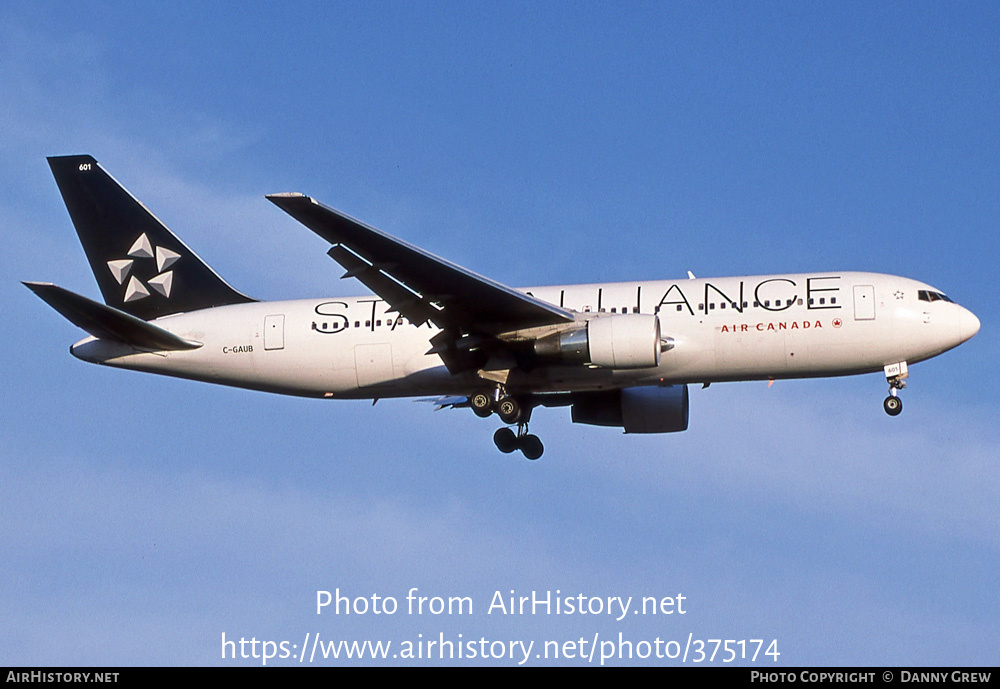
26;155;980;460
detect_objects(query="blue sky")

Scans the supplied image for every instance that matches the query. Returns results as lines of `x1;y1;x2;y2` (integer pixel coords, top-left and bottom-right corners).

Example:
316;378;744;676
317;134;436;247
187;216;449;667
2;1;997;666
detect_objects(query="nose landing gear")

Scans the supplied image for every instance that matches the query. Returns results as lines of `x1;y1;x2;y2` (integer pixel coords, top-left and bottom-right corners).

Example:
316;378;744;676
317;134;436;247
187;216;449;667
883;361;908;417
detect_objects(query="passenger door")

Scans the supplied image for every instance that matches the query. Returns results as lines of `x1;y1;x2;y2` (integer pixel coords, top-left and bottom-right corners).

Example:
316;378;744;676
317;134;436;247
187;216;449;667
853;285;875;321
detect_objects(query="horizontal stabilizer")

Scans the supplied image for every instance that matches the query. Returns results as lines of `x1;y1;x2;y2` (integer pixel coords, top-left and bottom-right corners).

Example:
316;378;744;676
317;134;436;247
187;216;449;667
23;282;202;351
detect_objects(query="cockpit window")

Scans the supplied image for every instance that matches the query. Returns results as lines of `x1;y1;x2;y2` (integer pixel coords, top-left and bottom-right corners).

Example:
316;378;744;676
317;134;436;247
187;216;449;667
918;290;953;303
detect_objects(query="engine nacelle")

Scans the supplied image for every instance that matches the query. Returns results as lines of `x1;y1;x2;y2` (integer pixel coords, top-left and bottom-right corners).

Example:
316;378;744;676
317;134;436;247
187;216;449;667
534;314;662;369
571;385;689;433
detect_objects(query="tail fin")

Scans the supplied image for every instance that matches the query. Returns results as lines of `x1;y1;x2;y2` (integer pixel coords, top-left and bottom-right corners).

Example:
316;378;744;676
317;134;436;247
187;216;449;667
47;155;255;320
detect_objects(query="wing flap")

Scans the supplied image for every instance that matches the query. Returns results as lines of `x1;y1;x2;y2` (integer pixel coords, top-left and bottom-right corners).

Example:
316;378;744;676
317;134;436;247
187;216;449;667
24;282;202;351
327;245;438;325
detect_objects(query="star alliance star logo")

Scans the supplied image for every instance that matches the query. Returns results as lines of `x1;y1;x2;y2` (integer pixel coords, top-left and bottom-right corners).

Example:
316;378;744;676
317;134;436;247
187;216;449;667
106;233;180;302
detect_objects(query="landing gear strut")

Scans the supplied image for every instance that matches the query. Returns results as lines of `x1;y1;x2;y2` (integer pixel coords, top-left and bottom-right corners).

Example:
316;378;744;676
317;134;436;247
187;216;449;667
883;361;907;417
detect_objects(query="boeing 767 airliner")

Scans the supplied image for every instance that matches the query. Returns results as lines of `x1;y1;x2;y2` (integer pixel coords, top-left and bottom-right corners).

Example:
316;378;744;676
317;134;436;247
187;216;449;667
26;155;980;459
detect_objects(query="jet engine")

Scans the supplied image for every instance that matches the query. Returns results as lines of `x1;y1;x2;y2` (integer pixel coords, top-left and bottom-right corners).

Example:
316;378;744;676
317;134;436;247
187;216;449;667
571;385;689;433
534;314;662;369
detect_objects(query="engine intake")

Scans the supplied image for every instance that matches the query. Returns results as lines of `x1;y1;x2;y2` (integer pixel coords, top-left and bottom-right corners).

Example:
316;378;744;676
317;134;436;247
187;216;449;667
534;314;662;369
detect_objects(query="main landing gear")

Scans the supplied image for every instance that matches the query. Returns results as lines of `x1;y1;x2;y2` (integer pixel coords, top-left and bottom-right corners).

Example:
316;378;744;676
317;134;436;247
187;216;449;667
471;389;524;424
883;361;908;417
469;388;544;459
493;426;544;460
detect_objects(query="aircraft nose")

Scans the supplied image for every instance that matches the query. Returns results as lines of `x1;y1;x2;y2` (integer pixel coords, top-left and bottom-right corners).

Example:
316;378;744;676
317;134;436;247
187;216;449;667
959;307;980;343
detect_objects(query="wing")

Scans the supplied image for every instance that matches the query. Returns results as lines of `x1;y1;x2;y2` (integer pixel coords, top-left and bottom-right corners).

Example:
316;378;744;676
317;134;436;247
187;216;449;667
265;194;574;333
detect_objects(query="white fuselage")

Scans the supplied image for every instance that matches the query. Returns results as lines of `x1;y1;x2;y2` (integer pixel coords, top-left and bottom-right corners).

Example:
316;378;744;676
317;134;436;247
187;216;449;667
69;272;979;399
